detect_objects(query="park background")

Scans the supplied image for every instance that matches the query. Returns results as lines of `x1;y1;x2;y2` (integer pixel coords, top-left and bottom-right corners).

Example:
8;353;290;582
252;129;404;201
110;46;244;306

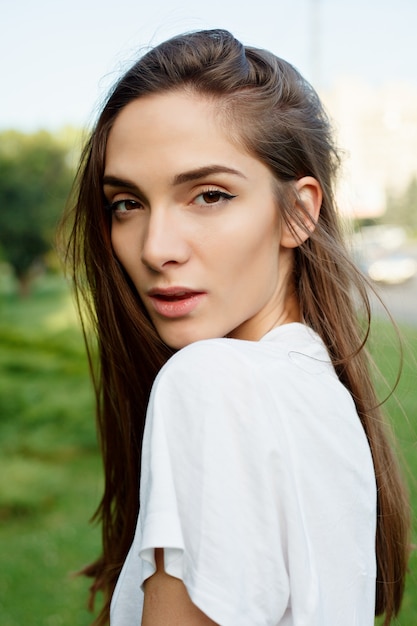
1;0;416;624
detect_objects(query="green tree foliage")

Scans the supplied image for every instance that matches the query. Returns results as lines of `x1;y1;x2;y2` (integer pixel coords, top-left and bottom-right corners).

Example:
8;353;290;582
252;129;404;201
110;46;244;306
0;130;74;294
383;177;417;234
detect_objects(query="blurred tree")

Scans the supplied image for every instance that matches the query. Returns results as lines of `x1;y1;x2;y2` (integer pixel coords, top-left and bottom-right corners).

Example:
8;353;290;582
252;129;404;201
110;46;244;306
382;177;417;234
0;130;74;295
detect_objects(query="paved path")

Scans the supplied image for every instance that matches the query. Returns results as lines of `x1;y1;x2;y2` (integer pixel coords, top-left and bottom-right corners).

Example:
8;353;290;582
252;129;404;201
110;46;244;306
371;273;417;327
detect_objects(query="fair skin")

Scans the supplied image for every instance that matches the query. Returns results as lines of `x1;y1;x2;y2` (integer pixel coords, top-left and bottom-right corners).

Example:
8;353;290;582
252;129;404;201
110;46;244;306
142;549;218;626
104;90;322;624
104;91;321;350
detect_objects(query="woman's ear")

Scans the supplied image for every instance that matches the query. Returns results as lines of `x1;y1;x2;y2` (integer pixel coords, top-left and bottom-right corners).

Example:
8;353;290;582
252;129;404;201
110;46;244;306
280;176;323;249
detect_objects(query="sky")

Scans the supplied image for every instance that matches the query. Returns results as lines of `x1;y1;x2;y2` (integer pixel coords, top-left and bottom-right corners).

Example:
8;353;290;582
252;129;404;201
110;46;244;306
1;0;417;131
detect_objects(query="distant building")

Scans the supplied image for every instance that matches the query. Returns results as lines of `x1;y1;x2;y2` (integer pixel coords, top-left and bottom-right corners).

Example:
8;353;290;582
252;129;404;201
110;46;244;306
321;79;417;218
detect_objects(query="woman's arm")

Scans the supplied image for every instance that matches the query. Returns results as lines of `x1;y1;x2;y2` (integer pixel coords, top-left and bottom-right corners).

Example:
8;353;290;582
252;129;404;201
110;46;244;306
142;549;219;626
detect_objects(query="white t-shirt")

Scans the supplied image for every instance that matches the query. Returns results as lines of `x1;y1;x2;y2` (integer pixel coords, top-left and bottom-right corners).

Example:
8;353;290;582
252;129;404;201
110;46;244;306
110;323;377;626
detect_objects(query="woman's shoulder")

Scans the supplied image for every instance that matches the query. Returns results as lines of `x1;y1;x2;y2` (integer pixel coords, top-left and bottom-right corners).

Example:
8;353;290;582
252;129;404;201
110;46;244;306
145;325;358;465
146;338;267;441
154;336;259;391
162;323;330;373
152;323;334;399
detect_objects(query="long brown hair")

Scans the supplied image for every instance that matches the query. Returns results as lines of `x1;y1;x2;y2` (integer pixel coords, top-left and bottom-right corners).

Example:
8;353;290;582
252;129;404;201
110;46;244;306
62;29;410;626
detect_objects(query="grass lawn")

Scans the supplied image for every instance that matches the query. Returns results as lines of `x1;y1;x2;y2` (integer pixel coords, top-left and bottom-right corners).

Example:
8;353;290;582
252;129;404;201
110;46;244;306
0;271;416;625
0;272;102;625
371;317;417;625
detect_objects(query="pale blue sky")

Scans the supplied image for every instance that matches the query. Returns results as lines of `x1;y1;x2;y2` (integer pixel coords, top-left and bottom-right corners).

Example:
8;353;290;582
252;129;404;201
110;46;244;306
1;0;416;130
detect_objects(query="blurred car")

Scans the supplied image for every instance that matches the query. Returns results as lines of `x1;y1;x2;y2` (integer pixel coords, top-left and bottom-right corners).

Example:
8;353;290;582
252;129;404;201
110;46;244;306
366;253;417;285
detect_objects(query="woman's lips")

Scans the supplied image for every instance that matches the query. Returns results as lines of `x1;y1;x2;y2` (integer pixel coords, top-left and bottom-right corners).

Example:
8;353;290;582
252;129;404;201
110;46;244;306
147;288;206;318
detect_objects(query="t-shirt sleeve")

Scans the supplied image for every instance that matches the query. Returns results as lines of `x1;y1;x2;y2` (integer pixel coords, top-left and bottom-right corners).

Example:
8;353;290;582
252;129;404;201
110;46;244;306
137;340;290;626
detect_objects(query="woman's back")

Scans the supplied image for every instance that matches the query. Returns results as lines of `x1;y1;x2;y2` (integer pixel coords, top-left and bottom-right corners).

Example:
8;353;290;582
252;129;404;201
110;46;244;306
111;323;376;625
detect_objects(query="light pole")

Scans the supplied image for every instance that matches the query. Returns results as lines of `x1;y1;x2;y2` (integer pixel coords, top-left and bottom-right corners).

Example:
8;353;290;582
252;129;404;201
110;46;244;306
310;0;321;88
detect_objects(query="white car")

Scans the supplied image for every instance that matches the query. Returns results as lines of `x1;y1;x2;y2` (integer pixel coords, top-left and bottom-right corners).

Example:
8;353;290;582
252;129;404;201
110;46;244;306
367;254;417;284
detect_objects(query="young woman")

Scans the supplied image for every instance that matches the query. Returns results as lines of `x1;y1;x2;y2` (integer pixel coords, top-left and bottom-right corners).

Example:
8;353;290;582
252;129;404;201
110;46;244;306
64;29;410;626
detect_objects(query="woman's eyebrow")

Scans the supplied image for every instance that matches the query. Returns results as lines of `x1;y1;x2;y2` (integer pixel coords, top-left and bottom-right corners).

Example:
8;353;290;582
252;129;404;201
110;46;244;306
102;166;246;191
172;165;247;185
102;175;139;191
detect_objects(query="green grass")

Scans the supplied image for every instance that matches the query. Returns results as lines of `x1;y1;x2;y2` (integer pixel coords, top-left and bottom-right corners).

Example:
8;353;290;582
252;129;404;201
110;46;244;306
0;272;102;625
370;319;417;625
0;271;416;625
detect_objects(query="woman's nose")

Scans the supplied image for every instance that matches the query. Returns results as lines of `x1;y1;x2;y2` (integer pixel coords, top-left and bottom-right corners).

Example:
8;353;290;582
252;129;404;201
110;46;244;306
140;209;190;271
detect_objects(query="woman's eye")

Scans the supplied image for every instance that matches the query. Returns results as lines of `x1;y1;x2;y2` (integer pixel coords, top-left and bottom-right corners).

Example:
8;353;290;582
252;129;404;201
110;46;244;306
110;199;141;213
193;190;236;206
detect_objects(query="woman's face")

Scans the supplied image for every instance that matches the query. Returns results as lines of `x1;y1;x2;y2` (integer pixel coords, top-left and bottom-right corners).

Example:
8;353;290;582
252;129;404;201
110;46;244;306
104;91;299;349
